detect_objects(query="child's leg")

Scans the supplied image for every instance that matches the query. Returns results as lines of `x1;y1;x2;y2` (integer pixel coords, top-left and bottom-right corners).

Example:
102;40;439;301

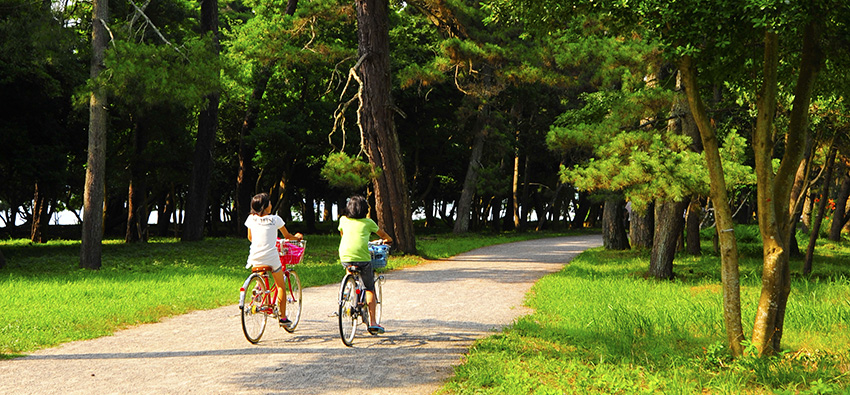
366;290;378;326
271;269;287;319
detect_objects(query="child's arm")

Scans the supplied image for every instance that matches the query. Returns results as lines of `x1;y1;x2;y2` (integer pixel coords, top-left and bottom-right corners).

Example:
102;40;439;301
247;228;253;242
279;225;303;241
375;229;393;245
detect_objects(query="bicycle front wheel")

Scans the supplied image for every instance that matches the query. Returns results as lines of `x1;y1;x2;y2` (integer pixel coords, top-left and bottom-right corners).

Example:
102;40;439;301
373;275;383;326
338;275;358;347
283;270;302;333
241;273;268;344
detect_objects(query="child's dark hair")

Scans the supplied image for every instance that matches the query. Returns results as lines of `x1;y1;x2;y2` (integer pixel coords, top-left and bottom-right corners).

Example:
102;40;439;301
345;195;369;219
250;193;271;215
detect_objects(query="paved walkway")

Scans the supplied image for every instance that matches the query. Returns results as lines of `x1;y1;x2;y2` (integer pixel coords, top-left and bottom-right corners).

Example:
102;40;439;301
0;235;601;394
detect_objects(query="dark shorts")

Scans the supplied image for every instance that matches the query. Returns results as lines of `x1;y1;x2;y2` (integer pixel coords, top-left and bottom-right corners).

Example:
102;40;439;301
342;261;375;292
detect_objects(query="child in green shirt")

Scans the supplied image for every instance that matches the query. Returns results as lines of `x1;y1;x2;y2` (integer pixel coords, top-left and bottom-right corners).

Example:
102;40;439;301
338;195;392;334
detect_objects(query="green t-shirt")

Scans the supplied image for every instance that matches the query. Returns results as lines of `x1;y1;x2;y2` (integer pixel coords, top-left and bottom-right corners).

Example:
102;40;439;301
338;216;379;262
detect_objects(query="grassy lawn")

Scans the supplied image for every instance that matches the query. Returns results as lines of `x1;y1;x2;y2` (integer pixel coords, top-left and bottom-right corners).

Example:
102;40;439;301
439;226;850;394
0;228;575;358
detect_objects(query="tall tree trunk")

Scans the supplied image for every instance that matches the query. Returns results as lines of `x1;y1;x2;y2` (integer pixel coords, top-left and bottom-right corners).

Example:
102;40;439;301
649;70;699;276
602;196;629;250
752;22;822;356
157;189;174;237
126;119;149;243
512;135;521;230
454;103;489;234
686;196;702;255
80;0;108;270
355;0;416;253
828;166;850;241
31;182;49;243
629;202;654;249
649;200;688;279
183;0;221;242
804;145;837;274
0;248;5;269
679;55;744;357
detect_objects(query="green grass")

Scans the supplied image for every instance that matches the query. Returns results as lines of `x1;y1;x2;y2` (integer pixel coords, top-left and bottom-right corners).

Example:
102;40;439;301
440;225;850;394
0;229;579;358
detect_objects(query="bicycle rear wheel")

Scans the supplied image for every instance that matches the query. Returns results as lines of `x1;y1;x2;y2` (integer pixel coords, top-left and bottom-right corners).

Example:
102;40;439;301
338;275;358;347
282;270;302;333
241;273;268;344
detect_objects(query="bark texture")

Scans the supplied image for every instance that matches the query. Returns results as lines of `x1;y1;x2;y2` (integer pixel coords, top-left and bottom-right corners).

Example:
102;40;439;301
602;197;629;250
751;22;822;356
629;202;654;249
126;118;149;243
804;145;837;274
686;197;702;255
679;55;744;356
31;182;49;243
649;200;688;279
453;118;487;233
80;0;108;270
829;166;850;241
355;0;416;253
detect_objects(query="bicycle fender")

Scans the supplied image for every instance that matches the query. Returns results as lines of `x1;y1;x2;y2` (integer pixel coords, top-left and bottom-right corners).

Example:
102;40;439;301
238;274;257;309
337;274;353;306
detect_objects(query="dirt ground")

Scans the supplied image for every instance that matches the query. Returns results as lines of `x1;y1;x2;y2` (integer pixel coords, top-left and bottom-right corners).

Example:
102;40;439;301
0;235;601;395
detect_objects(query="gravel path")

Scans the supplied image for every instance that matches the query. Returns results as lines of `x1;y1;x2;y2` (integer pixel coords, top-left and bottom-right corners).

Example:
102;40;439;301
0;235;601;394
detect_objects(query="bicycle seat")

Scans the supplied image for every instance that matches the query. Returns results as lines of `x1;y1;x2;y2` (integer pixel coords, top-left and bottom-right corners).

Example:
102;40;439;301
251;265;273;273
345;265;363;274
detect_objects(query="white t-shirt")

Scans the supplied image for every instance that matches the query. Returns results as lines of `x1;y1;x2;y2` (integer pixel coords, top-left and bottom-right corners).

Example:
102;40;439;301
244;214;285;270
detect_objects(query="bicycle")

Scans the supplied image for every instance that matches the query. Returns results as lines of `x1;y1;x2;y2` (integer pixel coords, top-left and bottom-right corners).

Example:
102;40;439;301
337;241;389;347
239;239;305;344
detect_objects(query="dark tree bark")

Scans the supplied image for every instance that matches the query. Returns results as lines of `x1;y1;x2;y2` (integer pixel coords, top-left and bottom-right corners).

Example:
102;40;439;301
126;118;149;243
829;165;850;241
649;200;688;279
571;192;591;229
355;0;416;253
0;248;5;269
602;197;629;250
80;0;108;270
629;201;654;249
586;200;603;228
183;0;221;241
686;196;702;255
236;67;269;230
31;182;49;243
156;189;175;237
454;121;487;234
805;146;837;274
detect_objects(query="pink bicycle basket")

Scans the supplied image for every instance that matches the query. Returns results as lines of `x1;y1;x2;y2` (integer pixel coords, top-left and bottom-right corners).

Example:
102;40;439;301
276;239;305;266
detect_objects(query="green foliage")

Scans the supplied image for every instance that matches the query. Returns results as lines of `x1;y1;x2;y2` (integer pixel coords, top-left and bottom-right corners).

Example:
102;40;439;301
550;84;755;212
104;39;219;107
320;152;377;190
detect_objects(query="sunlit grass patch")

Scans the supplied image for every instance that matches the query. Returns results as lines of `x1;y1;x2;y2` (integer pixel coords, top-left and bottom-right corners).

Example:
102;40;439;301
442;225;850;394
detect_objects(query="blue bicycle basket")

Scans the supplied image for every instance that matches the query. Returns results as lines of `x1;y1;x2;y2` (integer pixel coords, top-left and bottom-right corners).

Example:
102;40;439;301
369;244;390;268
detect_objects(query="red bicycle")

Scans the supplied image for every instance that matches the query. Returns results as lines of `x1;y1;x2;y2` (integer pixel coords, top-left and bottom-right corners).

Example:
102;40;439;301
239;239;305;344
